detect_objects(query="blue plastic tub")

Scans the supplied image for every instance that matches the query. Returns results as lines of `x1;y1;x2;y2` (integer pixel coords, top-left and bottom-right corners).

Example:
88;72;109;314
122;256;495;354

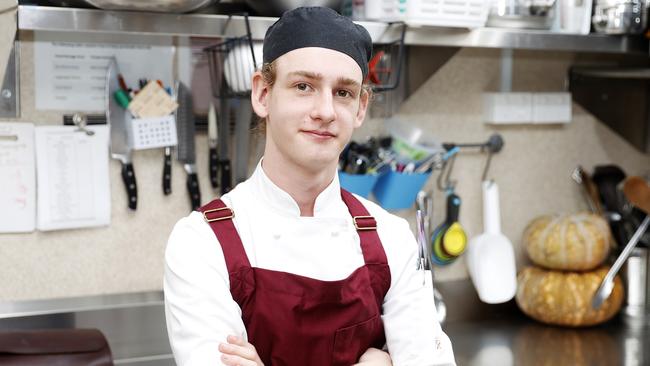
372;170;431;210
338;171;380;198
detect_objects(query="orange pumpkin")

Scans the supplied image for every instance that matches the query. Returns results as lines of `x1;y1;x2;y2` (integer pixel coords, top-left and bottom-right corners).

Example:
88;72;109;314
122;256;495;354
523;213;611;271
516;266;624;327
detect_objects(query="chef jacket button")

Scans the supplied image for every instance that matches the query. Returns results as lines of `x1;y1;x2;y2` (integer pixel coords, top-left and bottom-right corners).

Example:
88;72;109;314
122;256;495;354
273;233;281;240
331;231;339;237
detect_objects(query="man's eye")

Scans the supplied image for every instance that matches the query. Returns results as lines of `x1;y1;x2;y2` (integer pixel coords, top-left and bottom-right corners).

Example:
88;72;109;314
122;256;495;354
296;83;309;91
337;90;351;98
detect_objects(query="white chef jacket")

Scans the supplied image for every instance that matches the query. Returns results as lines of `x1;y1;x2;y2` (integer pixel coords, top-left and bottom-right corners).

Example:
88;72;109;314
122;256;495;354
164;161;456;366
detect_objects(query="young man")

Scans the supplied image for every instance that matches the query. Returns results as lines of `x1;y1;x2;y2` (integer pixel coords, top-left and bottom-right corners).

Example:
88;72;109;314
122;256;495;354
164;7;456;366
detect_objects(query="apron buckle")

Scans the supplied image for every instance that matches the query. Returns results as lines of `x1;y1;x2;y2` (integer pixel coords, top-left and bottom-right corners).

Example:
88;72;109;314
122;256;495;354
203;207;235;222
353;216;377;231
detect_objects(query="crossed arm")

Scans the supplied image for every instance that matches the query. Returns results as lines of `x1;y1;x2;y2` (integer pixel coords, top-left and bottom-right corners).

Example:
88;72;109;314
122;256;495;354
219;335;392;366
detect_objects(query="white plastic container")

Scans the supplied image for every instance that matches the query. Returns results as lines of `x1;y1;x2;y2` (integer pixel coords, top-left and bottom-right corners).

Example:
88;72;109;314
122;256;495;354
362;0;489;28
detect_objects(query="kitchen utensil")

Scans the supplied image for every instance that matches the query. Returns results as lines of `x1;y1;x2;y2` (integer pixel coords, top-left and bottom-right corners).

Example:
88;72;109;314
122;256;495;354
416;210;428;274
106;58;137;210
433;287;447;324
430;193;467;265
233;98;254;185
45;0;216;13
218;98;232;194
592;215;650;309
571;165;604;215
592;165;630;247
208;101;219;189
223;42;263;94
175;81;201;211
244;0;344;16
624;176;650;214
622;246;650;318
593;0;649;34
128;115;177;150
384;118;444;163
163;146;172;195
204;22;255;195
466;180;517;304
592;176;650;309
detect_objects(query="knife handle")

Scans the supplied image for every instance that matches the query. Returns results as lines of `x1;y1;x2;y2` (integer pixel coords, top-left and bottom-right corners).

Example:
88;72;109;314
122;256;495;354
209;147;219;189
121;162;137;210
187;172;201;211
163;149;172;195
219;159;232;195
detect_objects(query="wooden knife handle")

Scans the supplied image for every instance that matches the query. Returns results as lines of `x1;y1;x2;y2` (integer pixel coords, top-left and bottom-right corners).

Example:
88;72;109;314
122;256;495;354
163;150;172;195
209;147;219;189
187;172;201;211
121;162;137;210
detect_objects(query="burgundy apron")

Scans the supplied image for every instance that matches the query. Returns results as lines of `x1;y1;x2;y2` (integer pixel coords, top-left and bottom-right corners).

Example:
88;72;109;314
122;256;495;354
200;189;391;366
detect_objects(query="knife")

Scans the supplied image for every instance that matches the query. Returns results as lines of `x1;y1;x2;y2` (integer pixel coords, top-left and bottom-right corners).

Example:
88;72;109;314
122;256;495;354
106;58;137;210
218;97;232;195
208;102;219;189
163;146;172;195
175;81;201;211
233;98;254;184
163;87;180;196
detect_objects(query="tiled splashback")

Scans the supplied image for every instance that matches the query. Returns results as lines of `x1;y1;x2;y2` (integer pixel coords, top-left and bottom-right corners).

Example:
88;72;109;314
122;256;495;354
0;37;648;300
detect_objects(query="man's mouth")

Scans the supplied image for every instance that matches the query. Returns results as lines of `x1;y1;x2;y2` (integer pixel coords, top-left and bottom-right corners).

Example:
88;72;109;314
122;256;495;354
302;130;336;139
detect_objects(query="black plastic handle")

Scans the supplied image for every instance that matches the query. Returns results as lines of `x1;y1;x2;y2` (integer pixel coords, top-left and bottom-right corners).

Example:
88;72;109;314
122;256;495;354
121;162;137;210
163;150;172;195
187;172;201;211
446;193;461;223
209;147;219;189
219;159;232;195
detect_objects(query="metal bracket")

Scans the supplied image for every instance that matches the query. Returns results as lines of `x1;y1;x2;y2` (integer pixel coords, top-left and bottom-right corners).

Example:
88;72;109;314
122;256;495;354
0;41;19;118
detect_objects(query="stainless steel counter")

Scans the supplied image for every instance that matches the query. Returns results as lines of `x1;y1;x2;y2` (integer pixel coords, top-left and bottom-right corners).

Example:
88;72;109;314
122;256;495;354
0;292;174;366
0;290;647;366
446;310;649;366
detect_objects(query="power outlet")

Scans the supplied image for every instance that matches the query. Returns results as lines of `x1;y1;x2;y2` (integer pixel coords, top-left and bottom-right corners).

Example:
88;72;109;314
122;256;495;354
483;93;533;124
532;92;572;124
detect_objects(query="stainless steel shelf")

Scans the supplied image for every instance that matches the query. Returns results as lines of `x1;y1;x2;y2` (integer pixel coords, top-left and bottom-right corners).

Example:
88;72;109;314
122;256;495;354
17;5;650;54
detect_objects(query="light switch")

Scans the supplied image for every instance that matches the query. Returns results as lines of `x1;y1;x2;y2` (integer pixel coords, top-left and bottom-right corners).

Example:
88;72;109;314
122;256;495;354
483;92;533;124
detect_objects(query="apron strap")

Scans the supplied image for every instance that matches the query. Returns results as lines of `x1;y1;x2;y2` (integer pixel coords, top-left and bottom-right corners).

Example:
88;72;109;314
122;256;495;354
340;189;389;266
199;199;252;275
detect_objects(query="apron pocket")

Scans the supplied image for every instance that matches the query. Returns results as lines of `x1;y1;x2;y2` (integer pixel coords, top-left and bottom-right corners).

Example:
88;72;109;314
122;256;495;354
332;314;383;366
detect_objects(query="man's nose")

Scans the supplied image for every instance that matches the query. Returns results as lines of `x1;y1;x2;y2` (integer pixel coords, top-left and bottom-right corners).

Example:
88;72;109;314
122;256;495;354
310;90;336;123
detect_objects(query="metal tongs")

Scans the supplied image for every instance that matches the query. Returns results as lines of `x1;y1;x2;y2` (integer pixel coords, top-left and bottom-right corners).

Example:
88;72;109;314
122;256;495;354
592;176;650;309
416;210;428;272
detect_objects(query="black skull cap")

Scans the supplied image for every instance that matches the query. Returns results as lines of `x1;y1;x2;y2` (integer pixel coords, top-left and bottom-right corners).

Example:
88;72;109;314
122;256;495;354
263;7;372;78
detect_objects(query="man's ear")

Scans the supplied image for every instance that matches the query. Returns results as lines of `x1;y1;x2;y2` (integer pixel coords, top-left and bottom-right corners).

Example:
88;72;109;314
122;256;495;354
353;88;370;128
251;71;269;118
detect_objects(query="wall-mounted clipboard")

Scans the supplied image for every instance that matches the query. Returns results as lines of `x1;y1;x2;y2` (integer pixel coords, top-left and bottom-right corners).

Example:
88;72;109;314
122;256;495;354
0;122;36;233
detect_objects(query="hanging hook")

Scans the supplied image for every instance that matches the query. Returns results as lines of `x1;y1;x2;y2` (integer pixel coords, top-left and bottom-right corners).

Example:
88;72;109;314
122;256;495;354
481;149;493;182
437;153;457;193
481;133;503;181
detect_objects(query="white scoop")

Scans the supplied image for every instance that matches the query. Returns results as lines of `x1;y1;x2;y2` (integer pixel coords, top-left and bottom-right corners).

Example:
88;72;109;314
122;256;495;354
467;180;517;304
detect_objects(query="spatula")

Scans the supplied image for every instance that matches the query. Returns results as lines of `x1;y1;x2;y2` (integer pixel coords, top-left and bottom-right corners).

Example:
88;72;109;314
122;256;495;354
466;180;517;304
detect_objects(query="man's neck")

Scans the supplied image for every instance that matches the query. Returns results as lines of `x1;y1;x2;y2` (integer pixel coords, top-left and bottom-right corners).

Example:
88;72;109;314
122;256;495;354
261;156;335;217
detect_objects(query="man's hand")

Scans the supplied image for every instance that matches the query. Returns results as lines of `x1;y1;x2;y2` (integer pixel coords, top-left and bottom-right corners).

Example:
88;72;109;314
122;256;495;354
354;347;393;366
218;335;264;366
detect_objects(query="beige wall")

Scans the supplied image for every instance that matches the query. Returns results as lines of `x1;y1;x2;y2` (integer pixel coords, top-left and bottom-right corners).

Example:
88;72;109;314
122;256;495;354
0;1;17;84
0;32;649;301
